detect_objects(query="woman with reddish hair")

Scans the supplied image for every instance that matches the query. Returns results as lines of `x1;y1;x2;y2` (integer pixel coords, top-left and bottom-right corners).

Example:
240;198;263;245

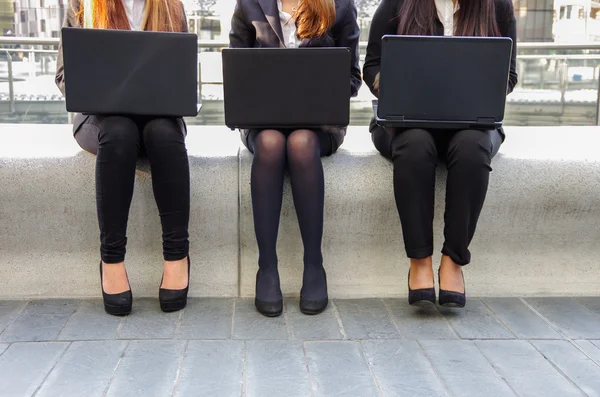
55;0;191;315
230;0;362;317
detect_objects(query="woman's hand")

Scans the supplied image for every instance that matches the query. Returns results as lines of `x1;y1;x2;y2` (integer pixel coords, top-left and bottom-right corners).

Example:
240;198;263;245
373;72;380;96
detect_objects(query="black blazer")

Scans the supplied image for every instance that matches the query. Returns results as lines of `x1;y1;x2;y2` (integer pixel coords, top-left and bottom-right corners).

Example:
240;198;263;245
229;0;363;97
55;0;188;96
363;0;518;98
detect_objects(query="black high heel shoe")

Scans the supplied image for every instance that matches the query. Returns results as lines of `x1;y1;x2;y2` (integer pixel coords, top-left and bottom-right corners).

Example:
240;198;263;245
255;270;283;317
299;267;328;315
408;270;436;306
438;268;466;308
99;262;132;316
159;257;190;313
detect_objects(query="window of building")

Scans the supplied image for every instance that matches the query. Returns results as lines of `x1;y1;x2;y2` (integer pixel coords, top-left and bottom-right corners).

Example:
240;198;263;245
20;10;26;23
41;19;46;32
40;0;45;7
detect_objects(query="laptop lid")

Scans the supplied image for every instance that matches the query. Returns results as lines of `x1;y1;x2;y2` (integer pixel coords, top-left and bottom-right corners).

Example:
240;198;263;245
62;27;198;117
222;48;351;129
377;35;512;129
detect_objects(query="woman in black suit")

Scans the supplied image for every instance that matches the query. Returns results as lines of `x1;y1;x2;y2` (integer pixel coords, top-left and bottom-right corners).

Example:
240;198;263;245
364;0;518;308
55;0;191;315
230;0;362;316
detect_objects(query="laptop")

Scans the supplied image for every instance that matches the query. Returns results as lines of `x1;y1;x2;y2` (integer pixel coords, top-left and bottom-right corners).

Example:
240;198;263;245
222;48;351;129
376;35;513;130
61;27;198;117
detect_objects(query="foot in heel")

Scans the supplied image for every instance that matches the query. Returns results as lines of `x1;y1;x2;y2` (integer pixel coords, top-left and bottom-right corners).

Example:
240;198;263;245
300;266;328;315
408;258;436;306
100;261;132;316
255;269;283;317
159;257;190;313
438;256;466;308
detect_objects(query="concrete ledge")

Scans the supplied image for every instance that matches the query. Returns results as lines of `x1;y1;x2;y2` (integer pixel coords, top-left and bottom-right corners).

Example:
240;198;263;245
240;127;600;298
0;125;240;298
2;125;600;298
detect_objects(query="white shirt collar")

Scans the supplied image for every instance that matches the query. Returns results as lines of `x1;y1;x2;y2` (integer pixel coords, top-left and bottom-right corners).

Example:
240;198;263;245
123;0;146;31
434;0;459;36
276;0;299;48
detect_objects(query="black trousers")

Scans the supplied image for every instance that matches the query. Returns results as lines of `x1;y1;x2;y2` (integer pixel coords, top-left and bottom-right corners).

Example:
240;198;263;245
74;114;190;264
372;125;502;265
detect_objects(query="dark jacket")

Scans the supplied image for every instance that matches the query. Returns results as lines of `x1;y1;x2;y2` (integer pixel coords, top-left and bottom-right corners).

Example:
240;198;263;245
55;0;188;96
229;0;363;97
363;0;518;98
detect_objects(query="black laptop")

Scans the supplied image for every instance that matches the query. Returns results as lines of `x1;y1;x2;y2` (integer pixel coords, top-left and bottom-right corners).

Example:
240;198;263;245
61;27;198;117
222;48;351;129
376;35;513;130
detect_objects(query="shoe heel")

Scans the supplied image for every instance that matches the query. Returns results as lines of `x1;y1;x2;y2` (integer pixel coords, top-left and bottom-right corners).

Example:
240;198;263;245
159;257;191;313
408;270;436;306
255;270;283;317
438;268;466;308
100;261;132;316
299;267;328;315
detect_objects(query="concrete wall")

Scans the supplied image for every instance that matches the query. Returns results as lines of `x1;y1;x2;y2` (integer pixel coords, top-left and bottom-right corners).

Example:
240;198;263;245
1;125;600;298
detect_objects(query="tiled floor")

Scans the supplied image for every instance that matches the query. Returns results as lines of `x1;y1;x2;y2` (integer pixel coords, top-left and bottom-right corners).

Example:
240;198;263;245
1;297;600;396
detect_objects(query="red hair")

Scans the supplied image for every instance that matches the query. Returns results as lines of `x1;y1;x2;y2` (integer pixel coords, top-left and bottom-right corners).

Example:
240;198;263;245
295;0;336;38
77;0;185;32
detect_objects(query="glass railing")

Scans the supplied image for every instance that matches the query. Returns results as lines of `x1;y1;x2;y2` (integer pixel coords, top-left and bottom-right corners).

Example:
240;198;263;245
2;37;600;126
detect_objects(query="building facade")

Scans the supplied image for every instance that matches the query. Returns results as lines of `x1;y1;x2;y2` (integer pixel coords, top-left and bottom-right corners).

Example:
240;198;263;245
0;0;14;35
513;0;555;42
13;0;66;38
553;0;600;42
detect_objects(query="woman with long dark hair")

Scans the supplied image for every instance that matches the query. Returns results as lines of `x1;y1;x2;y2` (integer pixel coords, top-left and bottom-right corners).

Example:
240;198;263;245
230;0;362;317
364;0;518;308
55;0;191;315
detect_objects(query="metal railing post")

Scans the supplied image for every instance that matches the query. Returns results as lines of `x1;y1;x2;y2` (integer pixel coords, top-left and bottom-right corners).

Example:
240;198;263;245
198;61;202;103
596;71;600;126
3;50;15;113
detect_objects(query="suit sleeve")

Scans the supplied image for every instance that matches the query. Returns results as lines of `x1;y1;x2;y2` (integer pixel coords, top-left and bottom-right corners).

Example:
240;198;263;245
335;0;362;97
363;0;398;97
229;0;255;48
55;1;79;96
498;0;518;94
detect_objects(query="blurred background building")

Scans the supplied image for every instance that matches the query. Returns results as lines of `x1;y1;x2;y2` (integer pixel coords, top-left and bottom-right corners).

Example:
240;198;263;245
3;0;600;126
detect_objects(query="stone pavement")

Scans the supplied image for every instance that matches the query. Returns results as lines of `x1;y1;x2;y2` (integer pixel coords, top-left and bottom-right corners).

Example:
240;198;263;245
1;297;600;396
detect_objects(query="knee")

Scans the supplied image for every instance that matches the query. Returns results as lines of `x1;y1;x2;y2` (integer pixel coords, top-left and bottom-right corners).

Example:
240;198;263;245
142;118;184;149
447;130;494;168
371;126;391;158
98;117;139;146
252;129;286;164
392;129;437;163
287;129;320;163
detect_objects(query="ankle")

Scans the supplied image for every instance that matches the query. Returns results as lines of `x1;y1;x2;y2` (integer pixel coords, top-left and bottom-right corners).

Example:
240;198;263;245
410;257;433;271
161;257;189;290
440;256;462;273
439;256;465;293
101;261;130;294
408;257;434;289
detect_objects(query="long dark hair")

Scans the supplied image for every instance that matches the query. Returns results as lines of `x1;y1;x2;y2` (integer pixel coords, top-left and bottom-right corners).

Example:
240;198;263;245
397;0;500;37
